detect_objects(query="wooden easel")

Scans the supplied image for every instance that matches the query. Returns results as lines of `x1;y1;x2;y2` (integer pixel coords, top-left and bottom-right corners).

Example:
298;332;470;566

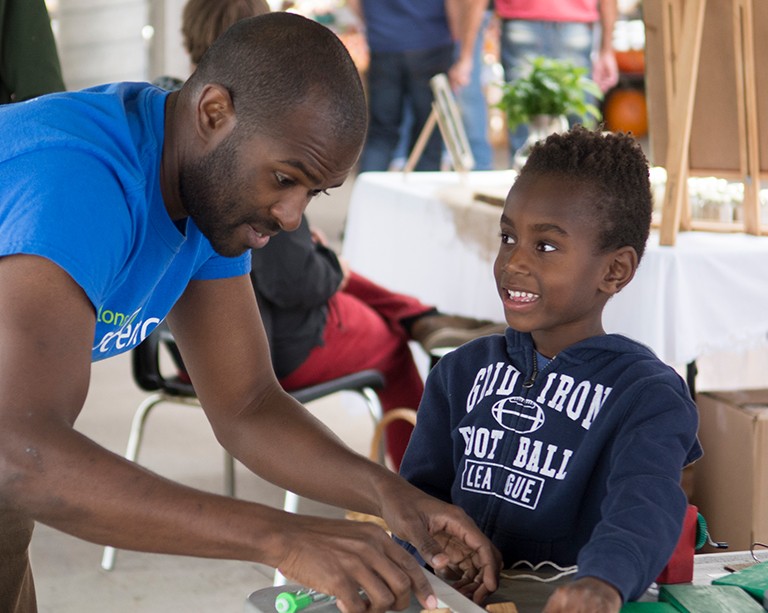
644;0;766;245
403;73;475;175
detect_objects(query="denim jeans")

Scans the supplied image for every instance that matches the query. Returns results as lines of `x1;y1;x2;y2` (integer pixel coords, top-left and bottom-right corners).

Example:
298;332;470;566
456;10;494;170
500;19;594;155
358;44;454;172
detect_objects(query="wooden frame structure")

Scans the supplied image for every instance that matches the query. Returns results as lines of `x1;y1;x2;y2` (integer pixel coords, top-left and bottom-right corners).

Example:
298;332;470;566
644;0;767;245
404;73;475;174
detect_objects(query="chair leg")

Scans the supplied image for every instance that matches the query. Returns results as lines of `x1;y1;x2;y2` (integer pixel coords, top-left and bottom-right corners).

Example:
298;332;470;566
224;451;236;497
360;386;383;424
101;393;165;571
358;386;384;462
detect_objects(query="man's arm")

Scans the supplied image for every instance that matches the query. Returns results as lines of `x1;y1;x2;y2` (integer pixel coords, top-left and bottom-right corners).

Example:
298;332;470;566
169;274;499;596
444;0;488;90
593;0;619;92
0;255;496;612
0;255;286;560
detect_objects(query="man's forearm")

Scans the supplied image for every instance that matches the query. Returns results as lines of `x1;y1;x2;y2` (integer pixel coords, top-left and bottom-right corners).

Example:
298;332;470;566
598;0;618;54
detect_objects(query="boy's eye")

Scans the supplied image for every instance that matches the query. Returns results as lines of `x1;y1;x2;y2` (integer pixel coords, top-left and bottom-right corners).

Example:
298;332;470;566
500;232;516;245
537;242;557;253
310;188;330;198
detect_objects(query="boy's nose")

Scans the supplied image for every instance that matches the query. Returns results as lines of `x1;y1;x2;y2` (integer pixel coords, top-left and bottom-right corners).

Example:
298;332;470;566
502;249;530;274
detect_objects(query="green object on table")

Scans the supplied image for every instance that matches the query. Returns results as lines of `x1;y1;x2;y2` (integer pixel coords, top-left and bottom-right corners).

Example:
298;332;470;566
275;590;333;613
712;560;768;602
620;602;677;611
659;584;764;612
694;513;708;550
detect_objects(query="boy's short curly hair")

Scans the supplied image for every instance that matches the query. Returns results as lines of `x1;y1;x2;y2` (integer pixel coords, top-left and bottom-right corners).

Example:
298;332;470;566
518;126;652;262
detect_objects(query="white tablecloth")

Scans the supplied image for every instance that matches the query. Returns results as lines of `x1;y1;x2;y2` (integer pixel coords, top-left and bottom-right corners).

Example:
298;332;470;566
342;171;768;367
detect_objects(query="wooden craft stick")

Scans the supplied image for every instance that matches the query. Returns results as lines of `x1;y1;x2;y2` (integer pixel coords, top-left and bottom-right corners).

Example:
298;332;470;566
485;602;519;613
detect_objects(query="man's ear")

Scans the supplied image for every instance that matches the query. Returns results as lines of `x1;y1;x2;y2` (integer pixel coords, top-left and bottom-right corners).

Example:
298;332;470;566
599;246;638;295
194;84;236;145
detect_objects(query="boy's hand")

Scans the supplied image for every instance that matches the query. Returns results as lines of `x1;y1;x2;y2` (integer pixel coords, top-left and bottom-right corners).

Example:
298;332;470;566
542;577;621;613
379;489;501;604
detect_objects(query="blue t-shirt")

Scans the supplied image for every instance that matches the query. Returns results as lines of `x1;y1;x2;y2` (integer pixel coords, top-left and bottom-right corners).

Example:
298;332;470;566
362;0;453;53
0;82;250;361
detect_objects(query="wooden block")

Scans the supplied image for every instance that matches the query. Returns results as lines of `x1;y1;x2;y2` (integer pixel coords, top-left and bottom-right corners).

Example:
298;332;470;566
484;602;518;613
659;584;764;612
420;608;451;613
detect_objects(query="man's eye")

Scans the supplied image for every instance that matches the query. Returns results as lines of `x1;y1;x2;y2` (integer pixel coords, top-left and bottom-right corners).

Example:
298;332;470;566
310;189;330;198
275;172;294;187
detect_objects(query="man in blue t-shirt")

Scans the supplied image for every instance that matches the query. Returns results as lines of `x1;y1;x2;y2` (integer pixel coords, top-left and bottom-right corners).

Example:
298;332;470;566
0;12;499;612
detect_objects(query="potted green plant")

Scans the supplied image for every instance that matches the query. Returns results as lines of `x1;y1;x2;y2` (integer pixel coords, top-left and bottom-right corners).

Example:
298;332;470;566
497;56;603;168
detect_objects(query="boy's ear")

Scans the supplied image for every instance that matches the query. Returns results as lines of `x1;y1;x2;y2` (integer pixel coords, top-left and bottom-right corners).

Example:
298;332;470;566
600;246;638;295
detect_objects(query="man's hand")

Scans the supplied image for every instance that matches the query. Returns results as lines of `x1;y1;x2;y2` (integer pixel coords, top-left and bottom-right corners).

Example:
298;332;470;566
592;50;619;93
378;486;501;604
543;576;621;613
273;514;439;613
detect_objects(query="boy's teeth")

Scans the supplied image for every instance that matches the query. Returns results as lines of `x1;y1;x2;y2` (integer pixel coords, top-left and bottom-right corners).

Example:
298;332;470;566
507;290;538;302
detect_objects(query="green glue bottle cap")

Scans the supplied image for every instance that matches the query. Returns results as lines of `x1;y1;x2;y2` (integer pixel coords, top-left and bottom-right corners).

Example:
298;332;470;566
275;590;331;613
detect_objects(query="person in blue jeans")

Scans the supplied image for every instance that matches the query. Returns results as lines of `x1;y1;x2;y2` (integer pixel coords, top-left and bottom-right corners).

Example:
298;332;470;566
349;0;486;172
455;2;495;171
496;0;619;156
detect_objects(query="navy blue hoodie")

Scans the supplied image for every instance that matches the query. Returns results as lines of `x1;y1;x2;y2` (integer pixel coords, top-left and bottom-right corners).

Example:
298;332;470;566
400;329;702;602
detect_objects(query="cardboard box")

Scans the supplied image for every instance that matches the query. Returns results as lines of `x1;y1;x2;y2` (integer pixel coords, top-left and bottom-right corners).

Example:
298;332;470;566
693;390;768;552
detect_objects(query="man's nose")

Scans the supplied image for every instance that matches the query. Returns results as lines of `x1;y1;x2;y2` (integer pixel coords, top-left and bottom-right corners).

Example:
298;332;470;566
273;195;309;232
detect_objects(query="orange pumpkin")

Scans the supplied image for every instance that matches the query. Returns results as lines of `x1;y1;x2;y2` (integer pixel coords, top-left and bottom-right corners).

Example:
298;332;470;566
615;49;645;74
604;87;648;137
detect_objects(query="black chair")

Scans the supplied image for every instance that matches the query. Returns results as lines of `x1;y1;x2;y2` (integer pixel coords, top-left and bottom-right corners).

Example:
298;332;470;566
100;321;385;571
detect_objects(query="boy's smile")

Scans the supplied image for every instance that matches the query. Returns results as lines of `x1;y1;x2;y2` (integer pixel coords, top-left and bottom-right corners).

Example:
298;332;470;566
494;174;627;358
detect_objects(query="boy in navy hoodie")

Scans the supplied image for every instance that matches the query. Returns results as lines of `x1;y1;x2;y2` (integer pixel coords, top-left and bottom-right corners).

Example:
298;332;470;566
399;127;702;612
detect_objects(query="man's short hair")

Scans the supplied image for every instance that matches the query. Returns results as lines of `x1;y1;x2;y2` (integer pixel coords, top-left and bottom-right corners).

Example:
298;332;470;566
185;12;366;149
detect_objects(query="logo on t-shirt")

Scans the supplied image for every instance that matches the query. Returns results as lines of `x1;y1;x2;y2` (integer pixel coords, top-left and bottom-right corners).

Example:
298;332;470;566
490;396;545;434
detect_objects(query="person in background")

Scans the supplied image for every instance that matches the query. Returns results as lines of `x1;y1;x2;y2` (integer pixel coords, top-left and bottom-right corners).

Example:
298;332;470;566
0;0;65;103
496;0;619;156
349;0;487;172
397;127;701;612
153;0;270;90
0;13;500;612
451;0;495;171
251;215;506;471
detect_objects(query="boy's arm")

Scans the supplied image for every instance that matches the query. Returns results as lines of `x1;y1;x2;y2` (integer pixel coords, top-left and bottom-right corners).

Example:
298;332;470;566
568;378;700;603
398;359;503;602
399;362;458;503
